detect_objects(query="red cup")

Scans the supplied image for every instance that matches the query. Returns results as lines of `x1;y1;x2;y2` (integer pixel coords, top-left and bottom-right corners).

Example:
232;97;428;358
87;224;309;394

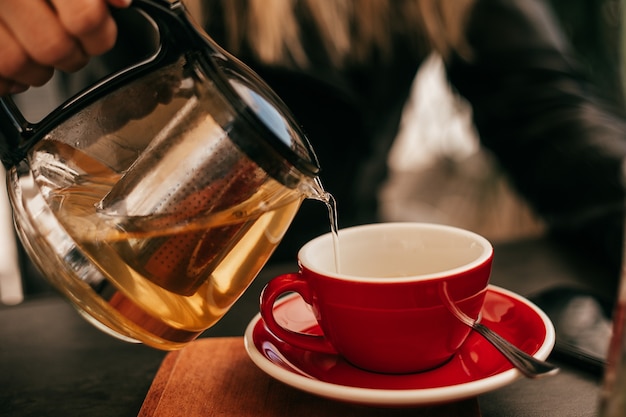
260;222;493;374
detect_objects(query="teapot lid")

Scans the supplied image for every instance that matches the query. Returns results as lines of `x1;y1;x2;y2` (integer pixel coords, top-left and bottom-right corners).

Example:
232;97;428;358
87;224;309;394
216;57;320;188
171;0;319;188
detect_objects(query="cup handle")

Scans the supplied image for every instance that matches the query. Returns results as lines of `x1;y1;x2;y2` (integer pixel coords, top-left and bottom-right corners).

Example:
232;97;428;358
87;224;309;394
260;273;336;354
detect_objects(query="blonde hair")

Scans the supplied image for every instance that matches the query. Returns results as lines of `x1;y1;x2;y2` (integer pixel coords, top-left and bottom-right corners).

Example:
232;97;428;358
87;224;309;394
184;0;475;67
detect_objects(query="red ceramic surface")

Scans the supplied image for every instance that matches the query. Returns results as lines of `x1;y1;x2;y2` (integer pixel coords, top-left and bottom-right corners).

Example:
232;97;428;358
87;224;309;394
260;223;494;373
245;286;555;406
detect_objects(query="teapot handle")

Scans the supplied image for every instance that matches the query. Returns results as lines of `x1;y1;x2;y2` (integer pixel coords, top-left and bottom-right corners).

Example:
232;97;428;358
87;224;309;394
0;0;217;168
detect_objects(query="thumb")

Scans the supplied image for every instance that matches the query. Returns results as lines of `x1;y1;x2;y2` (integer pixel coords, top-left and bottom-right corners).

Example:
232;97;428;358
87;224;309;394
107;0;132;8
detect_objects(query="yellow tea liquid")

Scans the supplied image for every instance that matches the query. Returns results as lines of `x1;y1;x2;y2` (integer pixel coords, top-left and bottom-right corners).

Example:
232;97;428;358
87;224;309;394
16;140;320;349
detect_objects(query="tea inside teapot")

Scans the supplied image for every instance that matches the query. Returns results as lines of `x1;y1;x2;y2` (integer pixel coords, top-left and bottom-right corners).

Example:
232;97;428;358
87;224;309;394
3;0;329;349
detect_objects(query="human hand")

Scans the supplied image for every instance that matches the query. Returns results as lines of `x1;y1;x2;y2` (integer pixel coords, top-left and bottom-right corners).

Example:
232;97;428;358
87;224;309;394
0;0;132;96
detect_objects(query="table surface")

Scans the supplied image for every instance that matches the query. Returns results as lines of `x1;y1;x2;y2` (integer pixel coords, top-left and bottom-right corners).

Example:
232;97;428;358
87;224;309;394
0;237;615;417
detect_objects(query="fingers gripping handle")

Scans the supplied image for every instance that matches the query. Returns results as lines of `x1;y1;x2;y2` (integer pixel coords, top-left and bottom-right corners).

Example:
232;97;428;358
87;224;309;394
260;273;336;354
0;0;206;168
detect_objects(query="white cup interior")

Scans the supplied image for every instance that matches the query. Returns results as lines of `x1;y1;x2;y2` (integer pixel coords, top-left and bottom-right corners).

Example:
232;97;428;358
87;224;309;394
299;223;492;282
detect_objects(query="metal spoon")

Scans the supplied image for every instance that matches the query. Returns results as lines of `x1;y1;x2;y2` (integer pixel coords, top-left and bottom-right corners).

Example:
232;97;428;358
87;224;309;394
441;283;560;379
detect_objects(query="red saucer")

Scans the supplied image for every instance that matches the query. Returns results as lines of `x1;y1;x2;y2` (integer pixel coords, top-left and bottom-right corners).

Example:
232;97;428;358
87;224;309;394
244;285;556;406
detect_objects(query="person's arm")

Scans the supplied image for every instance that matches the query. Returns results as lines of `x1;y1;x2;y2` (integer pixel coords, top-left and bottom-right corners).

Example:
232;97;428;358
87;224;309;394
446;0;626;278
0;0;131;96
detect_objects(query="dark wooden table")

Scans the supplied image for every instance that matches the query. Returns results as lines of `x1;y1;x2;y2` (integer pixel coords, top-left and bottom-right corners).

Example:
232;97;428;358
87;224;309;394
0;238;615;416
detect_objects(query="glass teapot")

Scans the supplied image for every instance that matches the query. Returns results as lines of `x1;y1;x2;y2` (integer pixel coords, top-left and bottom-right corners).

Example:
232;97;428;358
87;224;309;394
0;0;322;349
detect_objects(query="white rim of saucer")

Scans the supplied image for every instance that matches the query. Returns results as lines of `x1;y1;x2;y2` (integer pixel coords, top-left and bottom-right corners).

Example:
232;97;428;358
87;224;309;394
243;285;556;406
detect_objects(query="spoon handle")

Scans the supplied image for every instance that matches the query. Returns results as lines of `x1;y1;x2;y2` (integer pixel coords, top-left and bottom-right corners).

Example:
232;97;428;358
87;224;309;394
473;322;560;378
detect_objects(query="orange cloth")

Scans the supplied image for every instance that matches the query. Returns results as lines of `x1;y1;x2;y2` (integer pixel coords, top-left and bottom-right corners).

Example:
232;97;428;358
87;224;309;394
139;337;481;417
